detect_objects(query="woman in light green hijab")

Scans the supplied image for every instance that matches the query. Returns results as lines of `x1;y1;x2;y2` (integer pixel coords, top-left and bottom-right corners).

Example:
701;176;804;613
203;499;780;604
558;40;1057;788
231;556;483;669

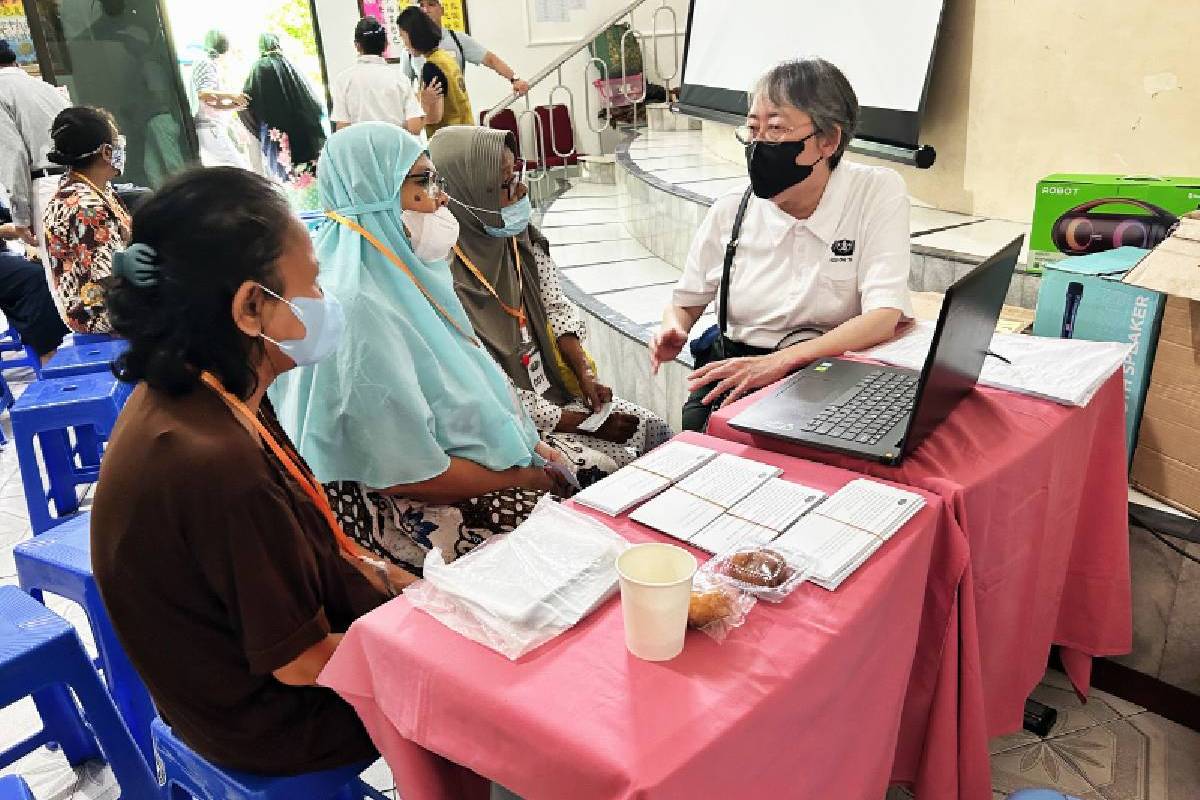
271;122;572;576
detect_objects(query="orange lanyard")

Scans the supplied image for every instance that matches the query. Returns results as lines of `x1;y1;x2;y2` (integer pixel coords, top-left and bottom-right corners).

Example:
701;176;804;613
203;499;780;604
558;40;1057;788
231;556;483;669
200;372;358;558
70;172;132;234
452;240;526;328
326;210;480;348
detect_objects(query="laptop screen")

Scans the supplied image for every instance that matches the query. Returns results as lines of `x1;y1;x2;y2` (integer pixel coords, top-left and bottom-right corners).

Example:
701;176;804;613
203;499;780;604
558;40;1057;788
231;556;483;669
903;236;1024;454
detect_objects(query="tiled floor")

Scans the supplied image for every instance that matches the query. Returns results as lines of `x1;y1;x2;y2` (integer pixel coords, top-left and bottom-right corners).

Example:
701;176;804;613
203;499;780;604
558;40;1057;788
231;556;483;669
0;130;1196;797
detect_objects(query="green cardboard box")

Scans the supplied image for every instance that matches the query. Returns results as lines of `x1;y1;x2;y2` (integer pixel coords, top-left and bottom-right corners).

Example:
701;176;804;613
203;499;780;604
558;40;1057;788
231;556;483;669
1029;174;1200;273
1033;247;1164;464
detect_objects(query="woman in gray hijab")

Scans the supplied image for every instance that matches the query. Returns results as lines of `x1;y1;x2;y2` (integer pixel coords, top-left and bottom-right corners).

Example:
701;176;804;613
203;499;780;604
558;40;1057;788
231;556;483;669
429;125;671;487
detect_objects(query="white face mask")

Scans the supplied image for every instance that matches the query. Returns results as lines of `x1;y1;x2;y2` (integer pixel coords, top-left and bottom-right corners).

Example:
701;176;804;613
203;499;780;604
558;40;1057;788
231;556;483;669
401;206;460;263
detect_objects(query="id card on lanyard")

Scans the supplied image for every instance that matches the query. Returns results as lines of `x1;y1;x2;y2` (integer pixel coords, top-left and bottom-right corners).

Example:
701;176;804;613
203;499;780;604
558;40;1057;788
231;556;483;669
454;241;552;397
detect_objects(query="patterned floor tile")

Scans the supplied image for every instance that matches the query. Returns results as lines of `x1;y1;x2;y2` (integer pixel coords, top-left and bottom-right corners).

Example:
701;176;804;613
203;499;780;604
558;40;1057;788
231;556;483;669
1068;714;1200;800
990;740;1104;797
1027;673;1132;738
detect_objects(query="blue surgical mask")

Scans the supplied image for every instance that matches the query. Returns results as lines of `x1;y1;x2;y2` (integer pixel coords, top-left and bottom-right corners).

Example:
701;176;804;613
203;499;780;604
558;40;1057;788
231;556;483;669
258;284;345;366
483;195;532;238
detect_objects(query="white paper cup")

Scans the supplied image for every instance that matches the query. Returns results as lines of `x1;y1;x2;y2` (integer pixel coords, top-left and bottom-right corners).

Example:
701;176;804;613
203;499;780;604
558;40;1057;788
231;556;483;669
616;542;697;661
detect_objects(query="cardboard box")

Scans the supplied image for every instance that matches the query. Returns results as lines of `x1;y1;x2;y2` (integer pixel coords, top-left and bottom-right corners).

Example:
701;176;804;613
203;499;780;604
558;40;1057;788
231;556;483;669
910;292;1035;333
1029;174;1200;273
1125;215;1200;516
1032;247;1164;462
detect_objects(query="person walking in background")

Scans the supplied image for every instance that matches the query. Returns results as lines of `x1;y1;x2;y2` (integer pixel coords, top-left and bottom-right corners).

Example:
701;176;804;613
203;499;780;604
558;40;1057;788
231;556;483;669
0;38;69;249
42;106;132;334
330;18;425;135
396;8;471;136
408;0;529;99
191;29;250;168
240;33;327;182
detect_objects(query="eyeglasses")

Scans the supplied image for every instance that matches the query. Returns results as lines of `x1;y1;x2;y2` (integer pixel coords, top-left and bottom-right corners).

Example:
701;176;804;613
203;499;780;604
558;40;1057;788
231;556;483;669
734;123;815;145
500;161;527;202
405;170;446;199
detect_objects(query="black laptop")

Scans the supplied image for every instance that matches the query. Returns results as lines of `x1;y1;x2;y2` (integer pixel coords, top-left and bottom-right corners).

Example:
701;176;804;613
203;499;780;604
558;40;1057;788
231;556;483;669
728;236;1024;466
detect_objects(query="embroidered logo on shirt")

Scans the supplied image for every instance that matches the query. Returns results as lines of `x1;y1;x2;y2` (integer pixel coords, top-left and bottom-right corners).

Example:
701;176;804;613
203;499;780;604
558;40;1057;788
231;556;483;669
832;239;856;257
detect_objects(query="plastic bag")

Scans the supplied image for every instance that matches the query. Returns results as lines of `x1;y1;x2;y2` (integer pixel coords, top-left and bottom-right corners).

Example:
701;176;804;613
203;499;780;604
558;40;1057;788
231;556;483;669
700;540;815;603
688;572;756;643
404;497;629;659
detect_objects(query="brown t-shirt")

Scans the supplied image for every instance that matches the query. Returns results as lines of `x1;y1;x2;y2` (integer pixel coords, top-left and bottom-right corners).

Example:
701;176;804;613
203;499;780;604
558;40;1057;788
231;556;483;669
91;383;387;775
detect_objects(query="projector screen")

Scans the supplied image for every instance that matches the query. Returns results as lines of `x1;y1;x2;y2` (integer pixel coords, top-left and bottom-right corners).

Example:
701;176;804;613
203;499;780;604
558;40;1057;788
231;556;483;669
679;0;946;151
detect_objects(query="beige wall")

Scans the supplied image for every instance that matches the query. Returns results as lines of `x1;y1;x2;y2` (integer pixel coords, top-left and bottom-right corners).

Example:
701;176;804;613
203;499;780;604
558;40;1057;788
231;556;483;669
852;0;1200;224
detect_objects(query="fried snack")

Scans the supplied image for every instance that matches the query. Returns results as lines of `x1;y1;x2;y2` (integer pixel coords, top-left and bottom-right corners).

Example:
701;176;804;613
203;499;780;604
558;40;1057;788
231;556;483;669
688;587;736;628
720;548;793;588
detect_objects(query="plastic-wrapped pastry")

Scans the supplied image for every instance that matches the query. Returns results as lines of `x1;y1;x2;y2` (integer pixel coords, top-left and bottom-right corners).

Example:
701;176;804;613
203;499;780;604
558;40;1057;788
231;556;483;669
720;548;792;588
688;587;736;628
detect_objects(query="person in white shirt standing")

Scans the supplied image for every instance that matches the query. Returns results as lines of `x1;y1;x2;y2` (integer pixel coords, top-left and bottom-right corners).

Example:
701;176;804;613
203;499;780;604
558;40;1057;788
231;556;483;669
407;0;529;99
192;30;251;169
0;38;68;247
650;58;913;432
331;18;426;135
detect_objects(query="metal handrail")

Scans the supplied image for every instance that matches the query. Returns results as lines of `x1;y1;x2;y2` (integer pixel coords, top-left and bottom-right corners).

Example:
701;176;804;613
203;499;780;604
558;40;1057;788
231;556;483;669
483;0;653;125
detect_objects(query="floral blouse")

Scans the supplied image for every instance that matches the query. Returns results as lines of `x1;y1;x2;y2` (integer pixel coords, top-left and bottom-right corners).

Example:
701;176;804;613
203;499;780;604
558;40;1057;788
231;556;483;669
44;176;132;333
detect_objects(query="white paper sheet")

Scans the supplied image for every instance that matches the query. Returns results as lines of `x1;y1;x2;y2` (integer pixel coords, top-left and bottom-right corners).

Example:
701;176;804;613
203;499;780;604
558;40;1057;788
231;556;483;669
690;516;778;554
852;321;1131;407
726;479;826;533
675;453;784;508
816;479;923;540
631;441;719;482
572;466;671;517
775;515;880;590
630;488;724;541
575;401;614;433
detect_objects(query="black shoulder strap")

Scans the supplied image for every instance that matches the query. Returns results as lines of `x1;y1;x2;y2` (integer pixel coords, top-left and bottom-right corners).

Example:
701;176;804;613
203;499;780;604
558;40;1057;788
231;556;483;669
447;29;465;71
718;186;755;335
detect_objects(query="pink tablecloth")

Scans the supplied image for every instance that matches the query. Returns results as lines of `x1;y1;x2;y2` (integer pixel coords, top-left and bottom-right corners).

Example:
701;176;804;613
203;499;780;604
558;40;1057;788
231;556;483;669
710;372;1134;747
320;433;961;800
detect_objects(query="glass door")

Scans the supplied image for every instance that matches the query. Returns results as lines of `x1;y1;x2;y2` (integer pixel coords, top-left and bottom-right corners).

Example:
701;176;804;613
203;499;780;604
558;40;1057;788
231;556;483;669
24;0;198;188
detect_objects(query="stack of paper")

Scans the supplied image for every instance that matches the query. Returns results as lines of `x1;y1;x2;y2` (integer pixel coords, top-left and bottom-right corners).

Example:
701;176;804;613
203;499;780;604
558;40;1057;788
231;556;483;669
631;454;833;549
853;320;1130;407
573;440;718;516
689;479;827;554
775;479;924;590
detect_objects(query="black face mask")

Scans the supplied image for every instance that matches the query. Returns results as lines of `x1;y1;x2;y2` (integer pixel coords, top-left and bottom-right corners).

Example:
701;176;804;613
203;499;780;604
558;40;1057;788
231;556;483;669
745;133;822;199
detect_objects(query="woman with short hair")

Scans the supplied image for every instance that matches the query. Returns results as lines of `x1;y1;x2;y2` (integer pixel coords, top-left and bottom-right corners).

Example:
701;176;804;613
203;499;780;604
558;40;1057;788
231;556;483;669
396;6;472;135
651;58;913;431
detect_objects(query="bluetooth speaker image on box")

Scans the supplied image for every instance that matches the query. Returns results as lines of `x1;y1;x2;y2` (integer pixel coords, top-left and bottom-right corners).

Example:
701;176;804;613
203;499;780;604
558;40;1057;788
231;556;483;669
1050;199;1177;256
1030;174;1200;273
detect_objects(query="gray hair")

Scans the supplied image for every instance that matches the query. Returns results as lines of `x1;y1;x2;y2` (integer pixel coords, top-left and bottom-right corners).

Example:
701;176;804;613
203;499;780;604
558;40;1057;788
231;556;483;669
752;58;859;168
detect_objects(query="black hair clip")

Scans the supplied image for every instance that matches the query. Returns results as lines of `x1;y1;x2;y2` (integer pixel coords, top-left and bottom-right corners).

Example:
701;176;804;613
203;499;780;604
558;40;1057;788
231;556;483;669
113;243;161;288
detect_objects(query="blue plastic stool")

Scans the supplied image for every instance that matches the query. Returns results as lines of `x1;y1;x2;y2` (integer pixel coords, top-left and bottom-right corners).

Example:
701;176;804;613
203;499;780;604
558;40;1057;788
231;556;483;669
41;340;129;380
152;719;388;800
11;373;131;533
1009;791;1083;800
0;326;42;380
0;369;14;446
0;775;35;800
0;586;157;798
68;332;116;347
14;513;157;765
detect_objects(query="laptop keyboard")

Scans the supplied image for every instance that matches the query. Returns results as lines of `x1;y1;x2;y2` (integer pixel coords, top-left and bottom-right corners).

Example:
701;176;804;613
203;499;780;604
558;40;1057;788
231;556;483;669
800;370;918;446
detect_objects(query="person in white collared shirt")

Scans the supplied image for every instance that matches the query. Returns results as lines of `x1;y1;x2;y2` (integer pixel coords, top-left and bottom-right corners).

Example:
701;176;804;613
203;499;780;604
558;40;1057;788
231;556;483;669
651;58;913;431
330;18;426;135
